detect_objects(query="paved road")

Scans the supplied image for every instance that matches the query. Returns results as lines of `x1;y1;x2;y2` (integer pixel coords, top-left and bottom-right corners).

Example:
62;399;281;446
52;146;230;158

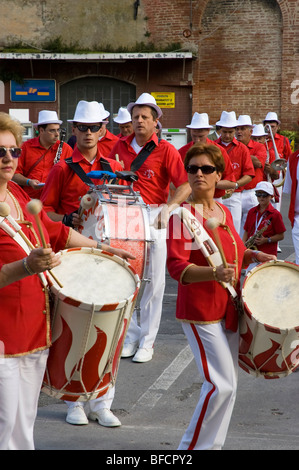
35;193;299;452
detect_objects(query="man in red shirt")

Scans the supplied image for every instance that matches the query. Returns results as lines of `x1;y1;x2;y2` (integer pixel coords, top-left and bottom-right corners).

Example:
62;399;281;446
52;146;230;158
109;93;191;363
178;112;236;199
236;115;267;237
215;111;255;234
13;110;73;199
113;107;133;137
41;100;126;428
41;101;123;228
263;112;292;161
97;103;119;157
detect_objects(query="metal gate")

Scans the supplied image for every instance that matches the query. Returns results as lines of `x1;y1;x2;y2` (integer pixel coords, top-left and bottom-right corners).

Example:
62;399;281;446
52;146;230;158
59;76;135;138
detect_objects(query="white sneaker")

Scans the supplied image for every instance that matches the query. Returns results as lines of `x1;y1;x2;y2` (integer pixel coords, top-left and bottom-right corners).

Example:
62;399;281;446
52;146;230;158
66;405;88;425
89;408;121;427
121;341;139;358
132;347;154;363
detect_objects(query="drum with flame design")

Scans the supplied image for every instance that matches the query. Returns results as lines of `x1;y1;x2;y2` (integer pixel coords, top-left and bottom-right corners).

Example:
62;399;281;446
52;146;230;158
239;260;299;379
42;247;140;401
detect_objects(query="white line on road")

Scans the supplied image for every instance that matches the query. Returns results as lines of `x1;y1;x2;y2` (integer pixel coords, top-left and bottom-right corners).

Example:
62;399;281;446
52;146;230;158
133;345;194;409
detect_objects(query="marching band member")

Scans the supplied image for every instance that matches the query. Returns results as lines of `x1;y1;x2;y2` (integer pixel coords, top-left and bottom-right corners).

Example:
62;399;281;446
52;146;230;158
166;143;275;450
109;93;191;363
13;110;73;199
113;107;133;137
215;111;255;233
0;112;134;449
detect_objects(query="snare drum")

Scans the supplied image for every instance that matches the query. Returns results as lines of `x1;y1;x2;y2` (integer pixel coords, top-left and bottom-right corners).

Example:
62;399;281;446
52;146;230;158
42;247;140;401
239;260;299;379
78;187;151;299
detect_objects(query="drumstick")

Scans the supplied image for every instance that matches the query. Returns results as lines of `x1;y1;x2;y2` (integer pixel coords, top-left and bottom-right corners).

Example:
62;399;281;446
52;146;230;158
0;202;35;249
205;217;228;268
26;199;63;288
78;193;96;218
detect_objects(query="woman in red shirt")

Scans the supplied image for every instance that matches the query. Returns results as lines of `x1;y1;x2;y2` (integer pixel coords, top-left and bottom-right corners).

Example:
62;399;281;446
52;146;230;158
0;112;133;450
166;143;275;450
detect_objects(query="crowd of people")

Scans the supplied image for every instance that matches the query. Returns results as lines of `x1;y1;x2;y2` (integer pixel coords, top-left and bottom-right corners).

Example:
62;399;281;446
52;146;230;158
0;92;297;450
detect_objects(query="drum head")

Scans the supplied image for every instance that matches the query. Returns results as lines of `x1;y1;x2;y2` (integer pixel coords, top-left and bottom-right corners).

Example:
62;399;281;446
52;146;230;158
51;248;137;307
242;261;299;331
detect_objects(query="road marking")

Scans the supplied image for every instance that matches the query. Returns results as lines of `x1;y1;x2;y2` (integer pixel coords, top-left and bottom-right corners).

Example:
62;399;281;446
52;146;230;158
133;345;194;408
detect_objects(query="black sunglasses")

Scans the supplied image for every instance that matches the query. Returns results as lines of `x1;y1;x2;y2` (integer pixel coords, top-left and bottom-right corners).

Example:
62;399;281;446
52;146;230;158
186;164;217;175
255;192;270;198
0;146;22;159
75;124;102;132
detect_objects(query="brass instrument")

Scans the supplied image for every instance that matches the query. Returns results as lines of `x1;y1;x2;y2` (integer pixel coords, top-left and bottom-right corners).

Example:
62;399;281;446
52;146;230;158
264;124;286;188
245;218;272;250
54;128;66;164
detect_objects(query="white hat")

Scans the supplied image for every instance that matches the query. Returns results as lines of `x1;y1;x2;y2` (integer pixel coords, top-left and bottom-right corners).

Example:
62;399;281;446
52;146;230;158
216;111;238;128
186;112;213;129
98;103;110;120
255;181;274;196
252;124;267;137
67;101;107;123
127;93;162;118
263;112;281;125
34;110;62;126
113;107;132;124
237;115;253;127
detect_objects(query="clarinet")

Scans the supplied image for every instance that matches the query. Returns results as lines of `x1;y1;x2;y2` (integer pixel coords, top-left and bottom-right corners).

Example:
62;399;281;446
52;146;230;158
245;218;272;249
54;128;66;164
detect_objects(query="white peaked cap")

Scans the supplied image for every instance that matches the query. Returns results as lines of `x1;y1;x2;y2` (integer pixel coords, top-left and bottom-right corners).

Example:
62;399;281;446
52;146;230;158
237;115;253;127
263;112;281;125
127;93;162;118
34;110;62;126
67;101;107;123
216;111;238;128
186;112;213;129
113;107;132;124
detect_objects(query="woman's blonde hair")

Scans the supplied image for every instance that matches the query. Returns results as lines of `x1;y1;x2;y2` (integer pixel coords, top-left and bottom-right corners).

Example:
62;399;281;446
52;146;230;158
0;112;25;147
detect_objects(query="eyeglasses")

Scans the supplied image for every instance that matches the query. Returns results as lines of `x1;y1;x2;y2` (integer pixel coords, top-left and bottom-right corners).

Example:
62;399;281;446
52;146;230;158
75;124;102;132
186;164;217;175
255;192;270;198
0;147;22;159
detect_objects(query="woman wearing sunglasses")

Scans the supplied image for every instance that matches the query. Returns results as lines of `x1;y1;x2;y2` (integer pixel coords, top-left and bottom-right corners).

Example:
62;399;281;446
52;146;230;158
0;112;134;449
166;143;275;450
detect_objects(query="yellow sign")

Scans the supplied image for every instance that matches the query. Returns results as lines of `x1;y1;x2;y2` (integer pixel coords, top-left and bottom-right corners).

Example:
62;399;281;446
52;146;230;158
151;92;175;108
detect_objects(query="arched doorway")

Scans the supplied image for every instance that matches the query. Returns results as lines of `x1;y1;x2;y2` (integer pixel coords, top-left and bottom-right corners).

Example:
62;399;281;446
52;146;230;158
60;76;136;138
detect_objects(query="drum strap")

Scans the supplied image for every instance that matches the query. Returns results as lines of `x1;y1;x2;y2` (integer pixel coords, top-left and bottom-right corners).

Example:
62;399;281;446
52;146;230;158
172;207;238;299
65;157;114;185
130;139;160;172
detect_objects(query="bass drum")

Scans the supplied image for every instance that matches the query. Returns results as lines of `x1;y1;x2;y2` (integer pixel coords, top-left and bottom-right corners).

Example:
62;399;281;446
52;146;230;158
42;247;140;401
78;187;151;303
239;260;299;379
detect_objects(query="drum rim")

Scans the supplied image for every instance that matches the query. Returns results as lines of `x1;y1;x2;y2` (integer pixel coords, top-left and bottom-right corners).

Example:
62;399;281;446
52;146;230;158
49;247;140;310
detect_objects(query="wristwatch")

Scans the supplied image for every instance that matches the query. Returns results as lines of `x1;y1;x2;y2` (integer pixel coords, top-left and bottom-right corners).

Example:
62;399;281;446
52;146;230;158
268;237;272;243
235;182;239;190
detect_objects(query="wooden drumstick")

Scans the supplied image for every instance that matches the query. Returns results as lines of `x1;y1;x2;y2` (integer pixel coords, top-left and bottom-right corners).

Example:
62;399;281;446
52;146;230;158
205;217;228;268
0;202;35;249
26;199;63;288
78;193;96;218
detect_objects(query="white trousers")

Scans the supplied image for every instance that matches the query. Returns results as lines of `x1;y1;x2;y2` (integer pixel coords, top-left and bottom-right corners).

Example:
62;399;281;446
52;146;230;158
222;192;242;234
240;189;258;238
65;386;115;411
125;206;167;349
178;322;239;450
0;349;49;450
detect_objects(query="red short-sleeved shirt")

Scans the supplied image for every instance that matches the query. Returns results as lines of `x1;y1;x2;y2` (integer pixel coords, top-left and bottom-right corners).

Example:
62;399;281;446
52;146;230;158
167;202;246;332
109;133;188;205
16;137;73;199
0;181;70;356
243;203;286;255
97;129;119;157
243;140;267;190
41;146;124;215
215;137;255;190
